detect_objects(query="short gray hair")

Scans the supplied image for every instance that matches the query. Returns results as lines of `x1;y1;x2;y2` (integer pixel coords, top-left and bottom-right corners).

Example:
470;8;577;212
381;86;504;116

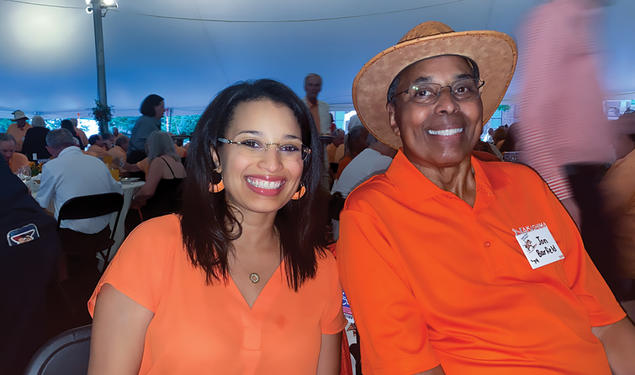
46;128;76;149
0;133;16;144
31;115;46;128
147;131;179;161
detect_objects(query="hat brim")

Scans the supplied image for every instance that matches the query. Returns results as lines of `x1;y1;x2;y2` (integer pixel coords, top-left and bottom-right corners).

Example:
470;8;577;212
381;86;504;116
353;30;517;149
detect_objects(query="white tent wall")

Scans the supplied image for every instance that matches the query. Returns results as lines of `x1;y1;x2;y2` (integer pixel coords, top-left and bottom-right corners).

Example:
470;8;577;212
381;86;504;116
1;0;635;120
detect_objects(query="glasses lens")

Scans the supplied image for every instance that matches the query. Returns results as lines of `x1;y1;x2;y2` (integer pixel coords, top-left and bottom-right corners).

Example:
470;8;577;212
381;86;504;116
408;79;481;104
410;83;440;104
451;79;480;100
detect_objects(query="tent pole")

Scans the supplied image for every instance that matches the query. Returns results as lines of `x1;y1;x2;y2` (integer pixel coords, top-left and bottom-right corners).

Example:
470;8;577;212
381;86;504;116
92;0;108;135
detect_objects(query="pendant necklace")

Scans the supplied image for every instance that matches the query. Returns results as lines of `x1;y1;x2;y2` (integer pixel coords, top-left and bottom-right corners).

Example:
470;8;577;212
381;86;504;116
249;272;260;284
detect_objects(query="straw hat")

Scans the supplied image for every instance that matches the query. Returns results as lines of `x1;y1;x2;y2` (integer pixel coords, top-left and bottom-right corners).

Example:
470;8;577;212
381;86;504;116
352;21;517;149
11;110;28;121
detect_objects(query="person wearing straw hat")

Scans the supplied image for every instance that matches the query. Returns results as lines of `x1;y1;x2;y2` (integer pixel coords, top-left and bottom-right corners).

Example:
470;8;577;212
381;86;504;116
7;110;31;152
337;21;635;375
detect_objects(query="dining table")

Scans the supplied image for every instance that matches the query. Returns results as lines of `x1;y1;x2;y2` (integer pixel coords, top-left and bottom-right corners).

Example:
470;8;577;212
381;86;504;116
111;179;145;259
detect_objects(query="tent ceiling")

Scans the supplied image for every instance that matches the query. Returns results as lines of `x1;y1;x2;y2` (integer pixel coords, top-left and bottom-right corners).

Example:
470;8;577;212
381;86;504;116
1;0;634;117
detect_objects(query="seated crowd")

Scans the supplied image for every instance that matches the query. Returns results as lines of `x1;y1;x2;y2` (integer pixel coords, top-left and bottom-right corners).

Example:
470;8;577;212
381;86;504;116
2;19;635;375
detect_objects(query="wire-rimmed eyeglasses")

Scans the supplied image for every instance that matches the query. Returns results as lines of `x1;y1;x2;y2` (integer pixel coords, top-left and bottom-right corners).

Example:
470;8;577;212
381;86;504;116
392;78;485;105
217;137;312;161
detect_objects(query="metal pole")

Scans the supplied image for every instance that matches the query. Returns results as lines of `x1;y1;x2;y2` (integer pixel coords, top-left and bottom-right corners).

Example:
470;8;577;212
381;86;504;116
92;0;108;134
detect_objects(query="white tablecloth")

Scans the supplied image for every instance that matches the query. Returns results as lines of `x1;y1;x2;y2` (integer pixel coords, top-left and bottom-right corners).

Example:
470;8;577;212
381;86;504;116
109;180;145;260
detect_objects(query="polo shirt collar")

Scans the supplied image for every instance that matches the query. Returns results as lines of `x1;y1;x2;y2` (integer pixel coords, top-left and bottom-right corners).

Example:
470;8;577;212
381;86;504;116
385;149;496;210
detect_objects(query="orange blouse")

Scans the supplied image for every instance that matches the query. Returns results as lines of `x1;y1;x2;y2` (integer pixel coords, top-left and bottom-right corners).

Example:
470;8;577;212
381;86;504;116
88;214;346;374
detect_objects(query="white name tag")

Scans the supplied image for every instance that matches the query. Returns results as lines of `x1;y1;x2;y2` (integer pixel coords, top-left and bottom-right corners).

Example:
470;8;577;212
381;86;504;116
513;223;564;269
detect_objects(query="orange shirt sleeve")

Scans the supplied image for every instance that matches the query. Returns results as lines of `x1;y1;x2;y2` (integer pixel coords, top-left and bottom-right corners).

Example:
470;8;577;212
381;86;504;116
541;181;626;326
337;203;440;375
319;253;347;334
88;216;178;315
9;152;30;173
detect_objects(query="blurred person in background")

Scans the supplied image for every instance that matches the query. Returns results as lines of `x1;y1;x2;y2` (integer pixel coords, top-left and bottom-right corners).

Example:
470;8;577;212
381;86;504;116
0;133;30;174
108;135;129;167
128;94;164;164
327;129;345;176
70;118;88;148
128;131;186;227
22;115;51;161
87;134;109;159
602;113;635;301
517;0;622;297
60;119;84;149
7;110;31;152
334;121;369;180
303;73;331;135
37;128;122;326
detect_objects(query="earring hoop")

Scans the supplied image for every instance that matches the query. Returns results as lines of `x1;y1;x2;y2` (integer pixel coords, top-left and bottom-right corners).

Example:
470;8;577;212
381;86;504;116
209;179;224;193
291;184;306;200
209;168;224;193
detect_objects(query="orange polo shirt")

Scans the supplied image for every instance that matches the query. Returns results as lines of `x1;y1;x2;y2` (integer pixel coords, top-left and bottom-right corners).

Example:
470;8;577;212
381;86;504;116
337;149;624;375
88;214;346;375
7;122;31;152
8;152;30;173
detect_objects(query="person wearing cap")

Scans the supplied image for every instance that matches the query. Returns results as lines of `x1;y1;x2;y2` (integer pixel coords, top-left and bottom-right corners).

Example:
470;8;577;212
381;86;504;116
336;21;635;375
7;110;32;152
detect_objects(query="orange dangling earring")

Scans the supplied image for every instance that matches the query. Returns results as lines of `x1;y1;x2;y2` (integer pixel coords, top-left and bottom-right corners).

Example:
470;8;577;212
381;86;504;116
209;169;224;193
291;184;306;200
209;179;224;193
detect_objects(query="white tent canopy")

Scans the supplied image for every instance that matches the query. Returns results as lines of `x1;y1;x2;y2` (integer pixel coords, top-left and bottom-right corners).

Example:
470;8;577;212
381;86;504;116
2;0;634;119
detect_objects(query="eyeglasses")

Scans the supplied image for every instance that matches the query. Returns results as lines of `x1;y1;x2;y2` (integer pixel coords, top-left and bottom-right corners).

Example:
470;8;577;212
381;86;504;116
217;137;312;161
393;78;485;105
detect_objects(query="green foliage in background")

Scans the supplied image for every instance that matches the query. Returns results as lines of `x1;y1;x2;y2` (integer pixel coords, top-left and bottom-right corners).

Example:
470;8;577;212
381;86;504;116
1;114;200;136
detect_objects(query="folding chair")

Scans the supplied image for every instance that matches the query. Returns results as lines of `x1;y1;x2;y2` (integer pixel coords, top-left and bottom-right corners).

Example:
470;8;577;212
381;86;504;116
56;192;124;268
23;324;91;375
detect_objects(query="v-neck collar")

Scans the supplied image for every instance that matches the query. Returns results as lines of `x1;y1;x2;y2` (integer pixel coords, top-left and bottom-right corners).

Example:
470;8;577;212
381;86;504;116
228;260;284;311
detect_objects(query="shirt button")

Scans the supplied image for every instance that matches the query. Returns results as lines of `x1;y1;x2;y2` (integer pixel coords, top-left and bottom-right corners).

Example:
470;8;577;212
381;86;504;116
484;241;491;247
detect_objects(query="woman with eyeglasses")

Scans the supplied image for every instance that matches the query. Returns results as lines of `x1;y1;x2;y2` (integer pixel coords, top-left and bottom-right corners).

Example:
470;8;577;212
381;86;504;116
87;79;345;375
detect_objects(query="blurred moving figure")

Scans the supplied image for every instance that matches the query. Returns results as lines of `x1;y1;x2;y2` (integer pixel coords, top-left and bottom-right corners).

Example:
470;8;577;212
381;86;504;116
602;114;635;297
517;0;622;296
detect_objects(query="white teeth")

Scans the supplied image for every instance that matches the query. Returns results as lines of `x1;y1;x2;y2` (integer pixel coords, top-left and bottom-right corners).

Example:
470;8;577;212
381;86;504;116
427;128;464;136
247;177;283;189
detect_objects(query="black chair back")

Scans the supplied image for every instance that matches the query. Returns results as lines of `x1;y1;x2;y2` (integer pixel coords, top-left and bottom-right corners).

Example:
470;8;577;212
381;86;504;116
23;324;91;375
56;192;124;267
